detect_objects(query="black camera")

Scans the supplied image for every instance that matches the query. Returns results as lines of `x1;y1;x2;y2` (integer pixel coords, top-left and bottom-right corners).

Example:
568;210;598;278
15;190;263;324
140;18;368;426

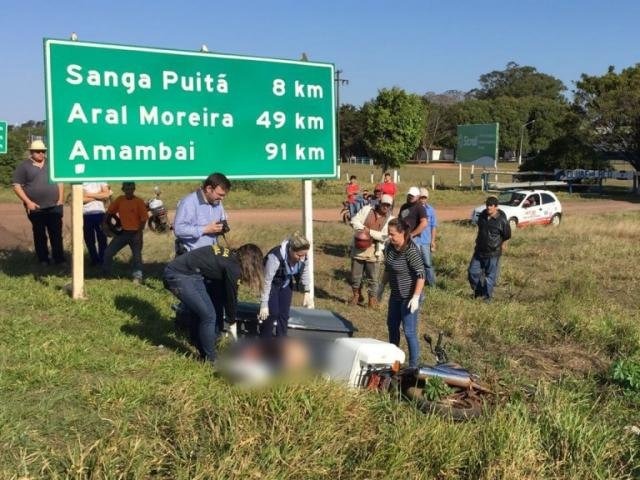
219;219;230;234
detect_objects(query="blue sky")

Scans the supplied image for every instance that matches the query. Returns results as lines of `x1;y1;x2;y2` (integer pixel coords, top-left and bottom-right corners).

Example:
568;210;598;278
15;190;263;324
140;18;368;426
1;0;638;124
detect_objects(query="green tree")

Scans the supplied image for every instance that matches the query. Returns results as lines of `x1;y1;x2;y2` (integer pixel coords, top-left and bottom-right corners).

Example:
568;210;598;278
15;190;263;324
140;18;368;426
338;104;367;160
574;64;640;170
421;91;467;151
0;122;45;185
524;98;571;154
418;65;570;165
488;96;525;154
522;128;603;172
433;99;492;151
361;88;426;171
490;97;570;159
471;61;566;101
423;90;467;106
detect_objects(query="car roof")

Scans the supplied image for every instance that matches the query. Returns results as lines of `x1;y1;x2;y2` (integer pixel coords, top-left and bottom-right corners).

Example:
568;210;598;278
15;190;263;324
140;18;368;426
504;189;555;194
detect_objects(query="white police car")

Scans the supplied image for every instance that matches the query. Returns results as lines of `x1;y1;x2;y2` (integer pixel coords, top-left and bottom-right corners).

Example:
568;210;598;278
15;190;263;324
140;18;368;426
471;190;562;230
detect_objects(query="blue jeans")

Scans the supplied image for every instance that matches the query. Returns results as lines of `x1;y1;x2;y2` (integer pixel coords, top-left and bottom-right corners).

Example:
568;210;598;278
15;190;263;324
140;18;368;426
348;202;358;218
163;267;218;362
387;296;420;367
467;254;501;299
103;230;143;279
417;243;436;287
83;212;107;265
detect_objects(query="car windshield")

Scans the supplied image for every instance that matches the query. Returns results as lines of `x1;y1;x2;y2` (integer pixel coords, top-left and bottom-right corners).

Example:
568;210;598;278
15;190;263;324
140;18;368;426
497;192;525;207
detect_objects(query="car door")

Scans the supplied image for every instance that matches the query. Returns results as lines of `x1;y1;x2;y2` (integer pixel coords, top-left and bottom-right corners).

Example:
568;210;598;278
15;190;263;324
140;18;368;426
539;192;560;224
521;193;544;225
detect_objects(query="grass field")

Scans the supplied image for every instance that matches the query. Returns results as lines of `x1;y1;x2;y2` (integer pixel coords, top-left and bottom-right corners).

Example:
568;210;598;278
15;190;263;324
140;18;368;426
2;160;633;210
1;205;639;478
0;162;493;208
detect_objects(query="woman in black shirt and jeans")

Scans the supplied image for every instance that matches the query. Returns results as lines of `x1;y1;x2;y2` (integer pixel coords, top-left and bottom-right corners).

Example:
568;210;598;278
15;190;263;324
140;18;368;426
380;218;425;367
163;243;263;365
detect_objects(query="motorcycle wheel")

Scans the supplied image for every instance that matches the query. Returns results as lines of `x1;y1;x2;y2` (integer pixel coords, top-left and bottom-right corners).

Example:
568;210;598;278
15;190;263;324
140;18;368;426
148;216;169;233
147;216;158;232
406;387;486;421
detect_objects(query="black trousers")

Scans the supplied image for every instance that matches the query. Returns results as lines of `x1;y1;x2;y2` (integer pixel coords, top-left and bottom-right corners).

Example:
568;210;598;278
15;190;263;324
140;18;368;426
260;284;293;338
27;205;64;263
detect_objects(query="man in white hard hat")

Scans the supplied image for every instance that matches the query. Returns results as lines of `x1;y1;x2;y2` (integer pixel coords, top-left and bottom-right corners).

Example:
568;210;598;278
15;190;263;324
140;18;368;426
12;140;65;265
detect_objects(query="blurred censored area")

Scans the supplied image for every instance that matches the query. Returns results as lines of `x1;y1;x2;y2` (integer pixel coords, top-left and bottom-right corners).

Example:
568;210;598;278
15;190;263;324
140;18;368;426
217;337;324;386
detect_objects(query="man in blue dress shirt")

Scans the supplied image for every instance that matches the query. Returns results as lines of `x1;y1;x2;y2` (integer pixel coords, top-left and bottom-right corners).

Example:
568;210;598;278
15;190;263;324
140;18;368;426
173;172;231;252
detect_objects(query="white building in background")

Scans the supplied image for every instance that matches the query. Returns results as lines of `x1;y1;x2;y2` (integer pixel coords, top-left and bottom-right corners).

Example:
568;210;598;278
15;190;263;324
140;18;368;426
412;147;455;163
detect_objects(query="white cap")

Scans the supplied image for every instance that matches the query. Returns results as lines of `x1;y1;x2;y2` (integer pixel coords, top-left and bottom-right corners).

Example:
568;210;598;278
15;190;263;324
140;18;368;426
419;187;429;198
407;186;420;197
380;194;393;205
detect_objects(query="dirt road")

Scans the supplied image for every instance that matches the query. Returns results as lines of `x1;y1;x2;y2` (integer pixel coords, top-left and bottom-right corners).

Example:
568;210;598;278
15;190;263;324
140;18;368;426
1;199;639;251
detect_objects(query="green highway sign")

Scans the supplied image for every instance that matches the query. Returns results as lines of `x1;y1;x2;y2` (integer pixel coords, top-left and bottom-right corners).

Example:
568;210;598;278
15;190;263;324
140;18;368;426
0;121;7;154
44;39;336;182
456;123;499;167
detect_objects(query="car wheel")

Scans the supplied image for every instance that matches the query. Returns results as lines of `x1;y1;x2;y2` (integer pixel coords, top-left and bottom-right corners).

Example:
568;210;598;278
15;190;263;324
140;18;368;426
508;217;518;230
551;213;561;226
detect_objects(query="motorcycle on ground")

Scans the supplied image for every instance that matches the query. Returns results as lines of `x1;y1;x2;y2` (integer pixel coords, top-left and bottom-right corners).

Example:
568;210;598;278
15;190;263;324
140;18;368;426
359;332;493;420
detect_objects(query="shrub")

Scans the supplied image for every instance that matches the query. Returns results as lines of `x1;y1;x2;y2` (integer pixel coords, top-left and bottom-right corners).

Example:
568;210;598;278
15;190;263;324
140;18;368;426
610;358;640;393
232;180;290;195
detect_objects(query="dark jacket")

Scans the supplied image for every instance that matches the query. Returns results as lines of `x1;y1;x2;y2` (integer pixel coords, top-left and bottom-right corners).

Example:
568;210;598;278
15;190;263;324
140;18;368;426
165;244;241;322
474;209;511;258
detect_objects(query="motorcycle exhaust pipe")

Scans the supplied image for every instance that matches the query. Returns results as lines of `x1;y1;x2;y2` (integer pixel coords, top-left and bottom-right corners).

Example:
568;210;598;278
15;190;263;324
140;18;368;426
415;366;472;389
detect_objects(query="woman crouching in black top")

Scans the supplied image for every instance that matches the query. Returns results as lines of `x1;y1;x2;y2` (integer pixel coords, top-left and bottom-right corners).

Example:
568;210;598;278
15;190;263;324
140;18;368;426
163;243;263;365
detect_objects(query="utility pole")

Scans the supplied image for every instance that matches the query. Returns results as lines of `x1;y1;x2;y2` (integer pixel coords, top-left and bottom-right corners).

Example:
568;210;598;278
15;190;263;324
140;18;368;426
518;119;536;166
334;69;349;168
335;69;349;112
